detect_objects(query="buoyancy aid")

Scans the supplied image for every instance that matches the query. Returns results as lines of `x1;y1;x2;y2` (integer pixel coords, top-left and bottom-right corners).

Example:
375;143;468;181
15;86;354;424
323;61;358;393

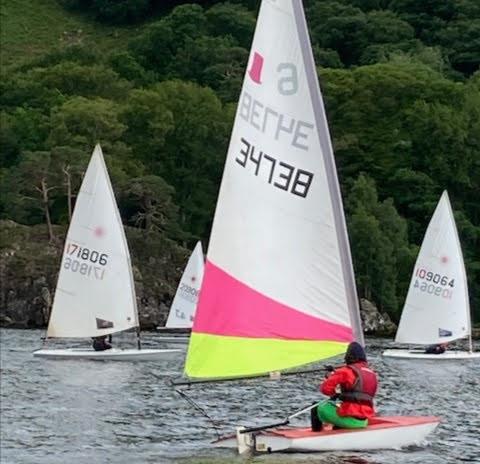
340;363;378;406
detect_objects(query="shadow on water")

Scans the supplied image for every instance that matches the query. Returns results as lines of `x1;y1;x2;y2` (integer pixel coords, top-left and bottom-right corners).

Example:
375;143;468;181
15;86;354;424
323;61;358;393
1;330;479;464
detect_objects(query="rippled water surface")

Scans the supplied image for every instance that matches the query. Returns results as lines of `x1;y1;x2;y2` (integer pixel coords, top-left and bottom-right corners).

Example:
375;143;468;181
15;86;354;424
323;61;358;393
1;329;479;464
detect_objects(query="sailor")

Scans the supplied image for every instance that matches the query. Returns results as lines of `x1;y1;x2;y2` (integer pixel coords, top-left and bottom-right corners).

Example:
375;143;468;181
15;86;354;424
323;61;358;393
424;343;447;354
92;335;112;351
311;341;378;431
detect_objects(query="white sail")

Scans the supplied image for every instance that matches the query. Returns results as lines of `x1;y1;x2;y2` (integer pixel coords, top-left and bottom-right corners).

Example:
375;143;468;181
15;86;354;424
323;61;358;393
186;0;362;378
395;191;470;344
166;241;204;328
47;145;138;338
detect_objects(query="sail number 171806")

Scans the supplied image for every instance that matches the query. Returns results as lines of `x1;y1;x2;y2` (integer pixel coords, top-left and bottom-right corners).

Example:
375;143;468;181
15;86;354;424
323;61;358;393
63;242;109;280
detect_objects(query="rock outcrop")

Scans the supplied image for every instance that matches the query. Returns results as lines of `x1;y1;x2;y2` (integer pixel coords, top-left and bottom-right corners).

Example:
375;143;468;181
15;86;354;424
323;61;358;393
0;220;188;330
0;221;415;338
360;298;397;336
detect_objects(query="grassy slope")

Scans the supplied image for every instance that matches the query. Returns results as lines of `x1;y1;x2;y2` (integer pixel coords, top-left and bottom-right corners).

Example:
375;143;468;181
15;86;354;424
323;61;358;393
0;0;142;71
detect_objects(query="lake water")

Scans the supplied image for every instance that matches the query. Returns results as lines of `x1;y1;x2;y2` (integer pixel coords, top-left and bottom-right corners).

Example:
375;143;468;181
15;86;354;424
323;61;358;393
1;329;479;464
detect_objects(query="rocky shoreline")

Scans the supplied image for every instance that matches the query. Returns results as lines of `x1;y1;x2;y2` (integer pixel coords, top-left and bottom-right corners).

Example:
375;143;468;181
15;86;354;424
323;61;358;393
4;219;477;338
0;220;188;330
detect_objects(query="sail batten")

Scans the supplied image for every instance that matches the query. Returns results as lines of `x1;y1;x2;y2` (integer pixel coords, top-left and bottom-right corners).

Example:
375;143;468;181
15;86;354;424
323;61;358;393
185;0;362;378
47;145;138;338
395;191;471;345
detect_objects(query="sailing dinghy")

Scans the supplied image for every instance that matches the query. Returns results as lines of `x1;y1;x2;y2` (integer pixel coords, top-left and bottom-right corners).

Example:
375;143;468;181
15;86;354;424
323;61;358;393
180;0;439;453
383;191;479;360
156;241;204;343
34;145;182;361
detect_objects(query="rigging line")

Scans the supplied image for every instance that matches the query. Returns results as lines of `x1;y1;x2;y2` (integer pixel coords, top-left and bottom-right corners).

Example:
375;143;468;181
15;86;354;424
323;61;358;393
163;375;232;439
174;387;224;440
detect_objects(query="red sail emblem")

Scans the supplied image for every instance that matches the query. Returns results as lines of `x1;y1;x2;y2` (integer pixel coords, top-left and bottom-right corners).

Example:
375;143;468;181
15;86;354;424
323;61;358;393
248;52;264;84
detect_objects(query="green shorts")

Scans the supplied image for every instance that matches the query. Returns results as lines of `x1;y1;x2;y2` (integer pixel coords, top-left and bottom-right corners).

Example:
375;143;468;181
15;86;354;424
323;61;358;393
316;400;368;429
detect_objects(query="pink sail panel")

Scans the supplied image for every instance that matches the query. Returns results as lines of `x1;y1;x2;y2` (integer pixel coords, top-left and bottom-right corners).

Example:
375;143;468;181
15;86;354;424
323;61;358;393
193;260;354;342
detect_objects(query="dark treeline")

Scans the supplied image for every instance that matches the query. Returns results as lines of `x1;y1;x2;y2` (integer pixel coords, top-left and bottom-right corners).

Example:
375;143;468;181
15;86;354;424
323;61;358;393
1;1;479;323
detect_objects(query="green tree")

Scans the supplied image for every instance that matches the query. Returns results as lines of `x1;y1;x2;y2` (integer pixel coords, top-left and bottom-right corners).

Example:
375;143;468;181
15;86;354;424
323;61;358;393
9;151;58;241
120;89;174;165
108;51;156;86
0;112;20;169
48;97;127;155
123;175;181;238
49;146;89;223
347;174;412;317
136;80;232;239
130;4;208;77
33;62;132;100
206;2;256;49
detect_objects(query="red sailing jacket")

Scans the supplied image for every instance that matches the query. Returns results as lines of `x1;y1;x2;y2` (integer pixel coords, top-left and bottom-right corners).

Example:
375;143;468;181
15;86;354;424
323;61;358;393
320;361;378;419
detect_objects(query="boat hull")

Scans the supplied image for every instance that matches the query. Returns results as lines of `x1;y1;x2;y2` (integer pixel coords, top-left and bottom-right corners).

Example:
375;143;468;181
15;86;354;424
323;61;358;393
214;416;440;453
33;348;183;361
382;349;480;360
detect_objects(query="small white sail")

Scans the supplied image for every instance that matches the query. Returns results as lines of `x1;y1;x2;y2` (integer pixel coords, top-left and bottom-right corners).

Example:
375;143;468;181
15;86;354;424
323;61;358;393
47;145;138;338
395;191;470;344
166;241;204;328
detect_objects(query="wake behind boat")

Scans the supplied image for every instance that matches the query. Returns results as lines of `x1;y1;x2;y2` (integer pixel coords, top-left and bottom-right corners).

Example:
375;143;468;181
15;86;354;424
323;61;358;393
383;191;477;361
175;0;440;454
33;145;182;361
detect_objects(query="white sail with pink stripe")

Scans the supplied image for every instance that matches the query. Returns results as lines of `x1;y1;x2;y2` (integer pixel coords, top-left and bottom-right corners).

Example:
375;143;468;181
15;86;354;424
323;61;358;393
185;0;362;379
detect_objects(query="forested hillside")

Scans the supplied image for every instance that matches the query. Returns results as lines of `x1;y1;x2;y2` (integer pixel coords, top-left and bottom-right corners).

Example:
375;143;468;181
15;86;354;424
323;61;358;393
1;0;479;324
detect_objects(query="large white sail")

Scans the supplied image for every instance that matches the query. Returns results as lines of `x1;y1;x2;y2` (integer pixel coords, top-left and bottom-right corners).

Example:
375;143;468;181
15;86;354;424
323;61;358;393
166;241;204;328
185;0;362;378
395;191;470;344
47;145;138;338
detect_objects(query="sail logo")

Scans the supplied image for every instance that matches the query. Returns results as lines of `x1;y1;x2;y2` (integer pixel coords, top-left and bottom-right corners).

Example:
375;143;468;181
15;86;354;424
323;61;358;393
248;51;300;99
96;317;114;329
248;52;264;84
439;328;452;337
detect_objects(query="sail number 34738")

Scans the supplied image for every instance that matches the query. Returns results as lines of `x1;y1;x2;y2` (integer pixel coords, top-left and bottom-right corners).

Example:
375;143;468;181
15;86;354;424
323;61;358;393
413;267;454;299
236;137;313;198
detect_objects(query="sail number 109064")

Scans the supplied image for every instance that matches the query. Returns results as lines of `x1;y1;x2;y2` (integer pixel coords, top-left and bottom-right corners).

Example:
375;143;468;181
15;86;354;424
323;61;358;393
413;267;455;299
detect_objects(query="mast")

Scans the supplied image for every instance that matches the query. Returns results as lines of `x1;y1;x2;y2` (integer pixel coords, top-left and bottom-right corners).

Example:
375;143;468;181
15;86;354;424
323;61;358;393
445;191;473;353
292;1;363;345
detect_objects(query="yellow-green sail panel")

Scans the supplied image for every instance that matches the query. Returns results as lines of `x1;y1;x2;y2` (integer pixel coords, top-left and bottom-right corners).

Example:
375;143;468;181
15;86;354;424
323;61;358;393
185;332;348;379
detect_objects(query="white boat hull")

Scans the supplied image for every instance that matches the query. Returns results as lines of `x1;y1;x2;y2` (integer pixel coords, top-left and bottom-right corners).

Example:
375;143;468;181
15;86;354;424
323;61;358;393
382;349;480;360
214;416;440;453
33;347;183;361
